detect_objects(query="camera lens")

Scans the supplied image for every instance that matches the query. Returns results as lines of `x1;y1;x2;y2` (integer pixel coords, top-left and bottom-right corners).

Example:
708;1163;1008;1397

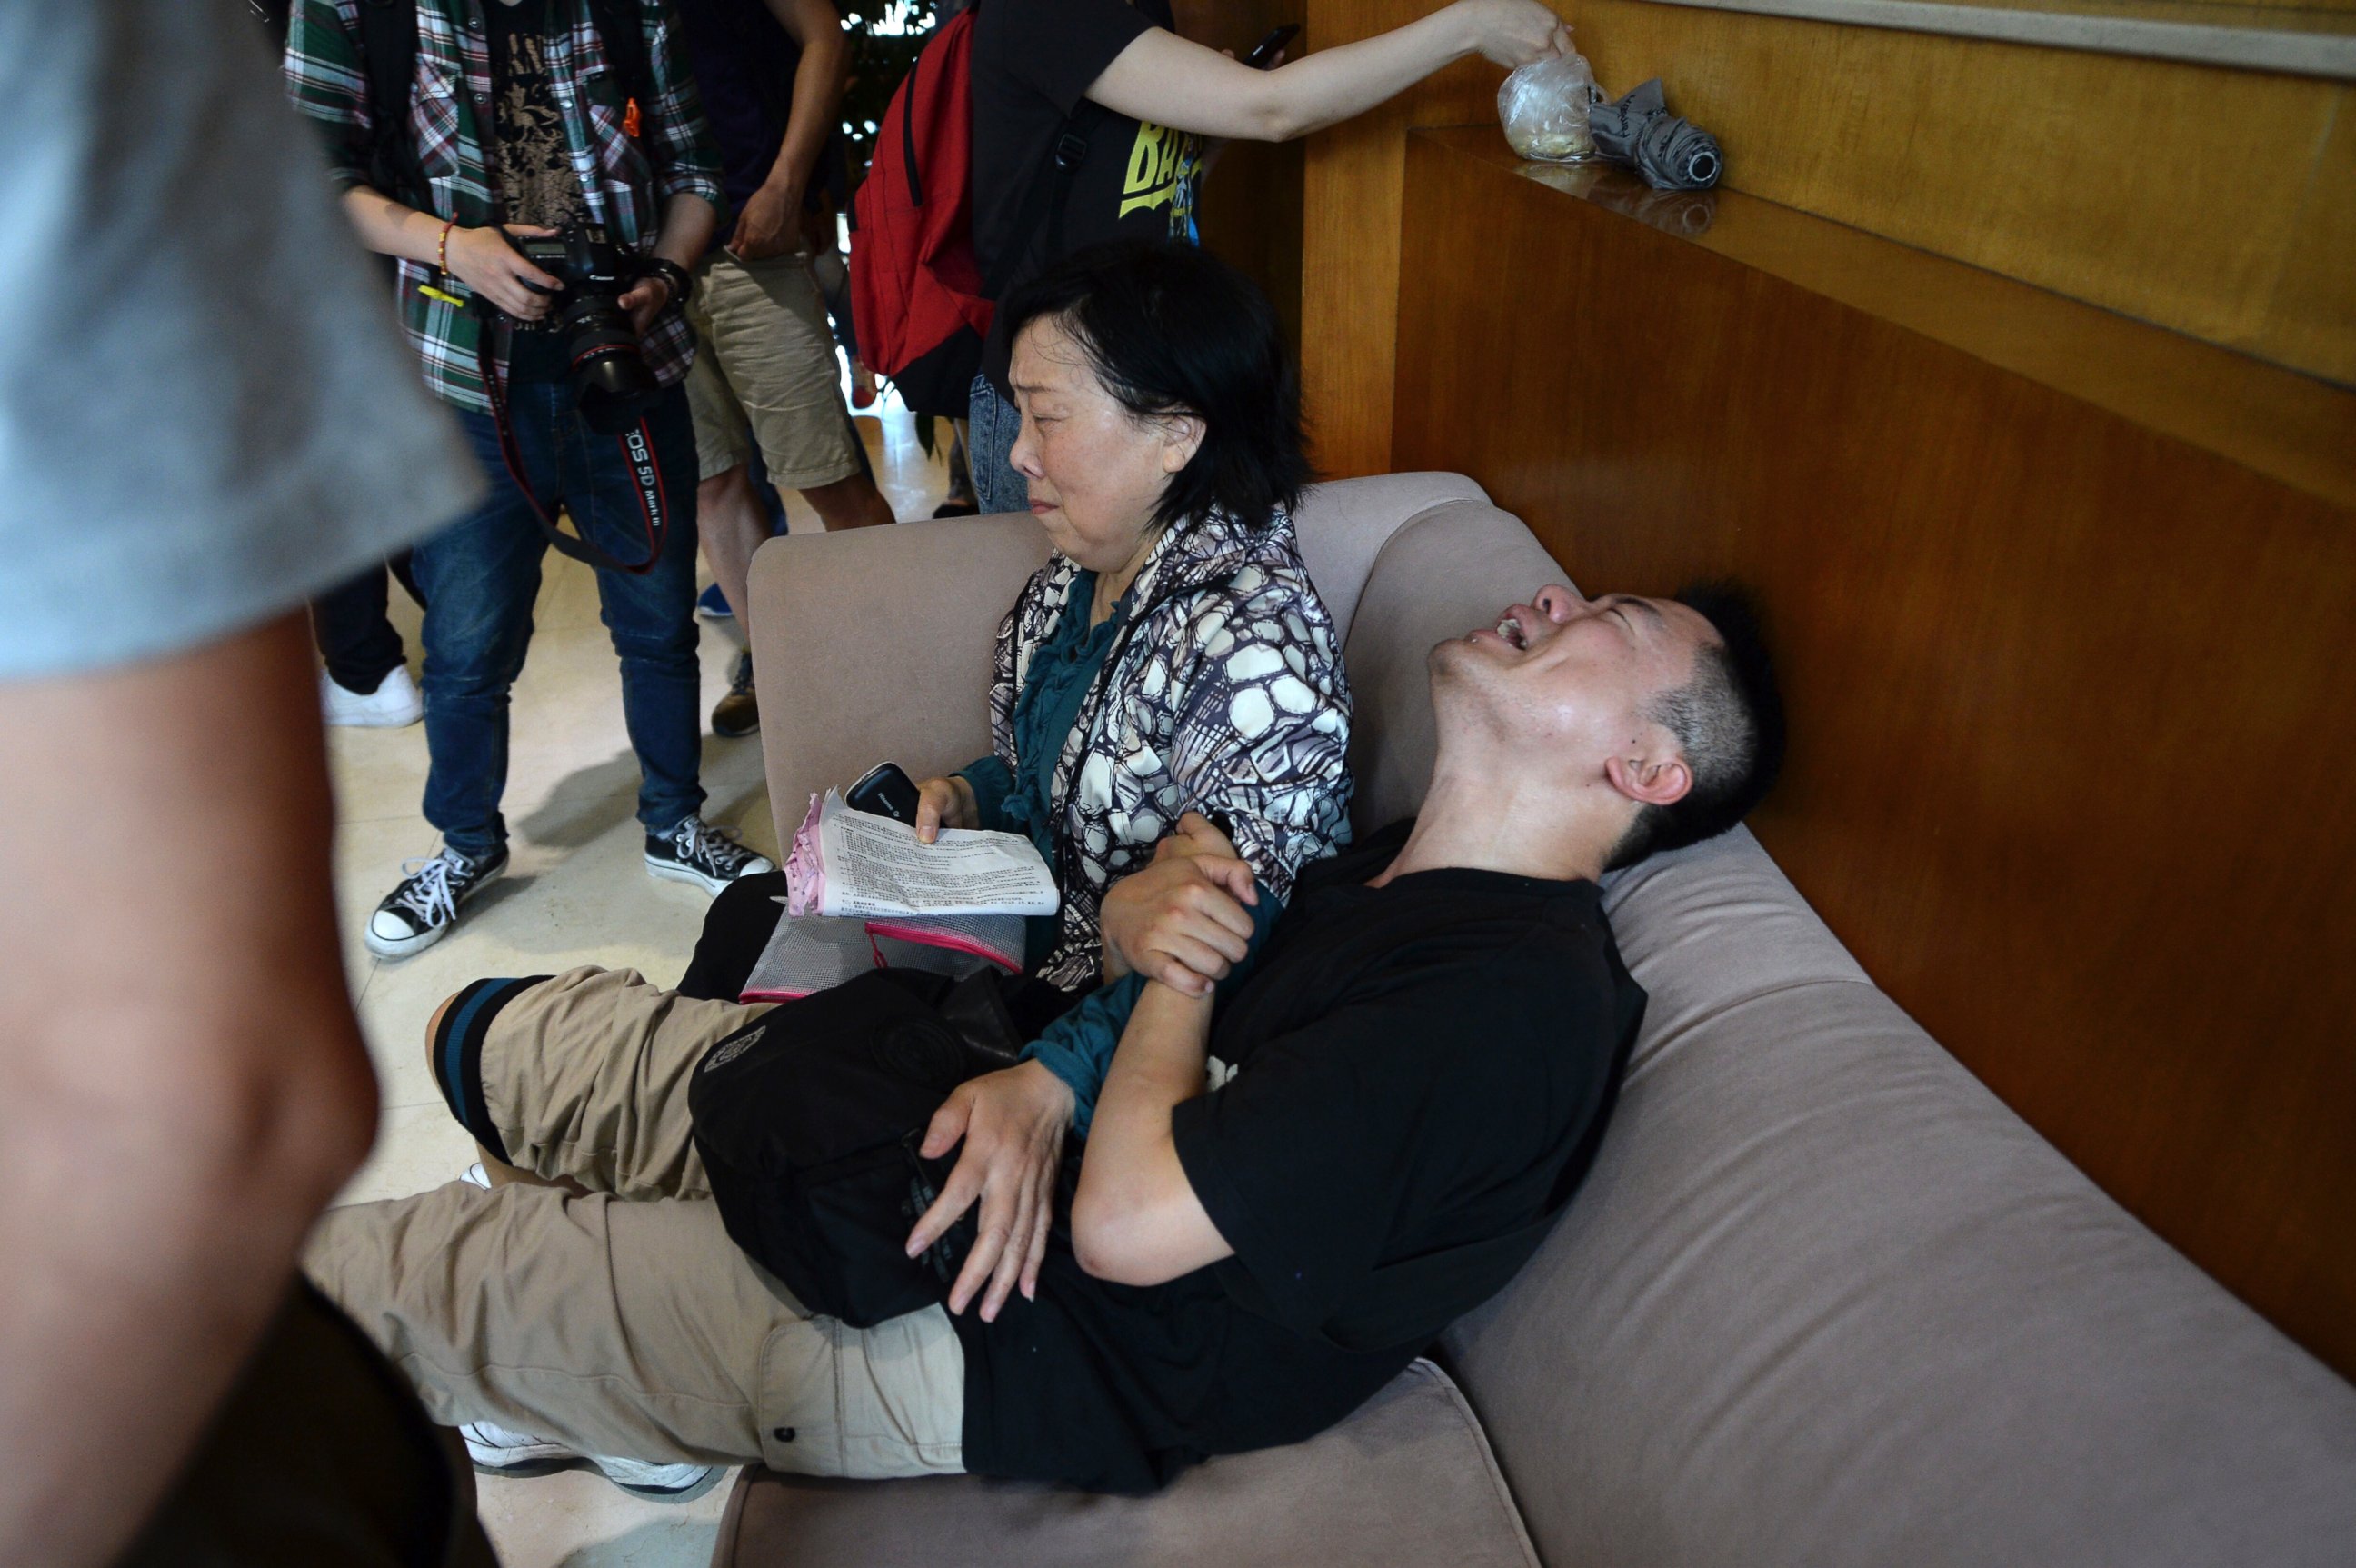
560;295;661;434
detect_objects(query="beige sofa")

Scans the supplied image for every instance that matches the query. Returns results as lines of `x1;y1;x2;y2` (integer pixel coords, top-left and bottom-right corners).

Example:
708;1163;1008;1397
732;474;2356;1567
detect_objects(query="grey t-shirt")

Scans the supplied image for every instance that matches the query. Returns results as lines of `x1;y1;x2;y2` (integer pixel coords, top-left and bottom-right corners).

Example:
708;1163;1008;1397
0;0;482;679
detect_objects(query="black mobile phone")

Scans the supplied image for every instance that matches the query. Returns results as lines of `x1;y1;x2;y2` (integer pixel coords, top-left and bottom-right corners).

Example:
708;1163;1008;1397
846;761;923;825
1243;23;1299;69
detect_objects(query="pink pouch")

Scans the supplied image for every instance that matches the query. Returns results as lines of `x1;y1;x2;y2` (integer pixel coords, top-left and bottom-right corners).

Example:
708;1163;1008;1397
781;793;826;916
864;913;1024;974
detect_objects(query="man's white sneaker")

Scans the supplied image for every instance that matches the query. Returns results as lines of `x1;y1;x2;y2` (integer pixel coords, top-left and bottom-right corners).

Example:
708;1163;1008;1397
321;664;424;728
459;1420;715;1500
644;816;774;895
364;845;508;958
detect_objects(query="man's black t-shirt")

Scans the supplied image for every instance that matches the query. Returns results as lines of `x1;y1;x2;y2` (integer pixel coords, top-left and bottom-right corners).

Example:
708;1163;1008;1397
952;821;1648;1492
968;0;1204;393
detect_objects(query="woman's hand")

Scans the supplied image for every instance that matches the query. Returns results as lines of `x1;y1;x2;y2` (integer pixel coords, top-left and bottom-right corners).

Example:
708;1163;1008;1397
1099;814;1258;997
442;223;562;319
904;1061;1076;1321
913;775;977;844
1451;0;1573;69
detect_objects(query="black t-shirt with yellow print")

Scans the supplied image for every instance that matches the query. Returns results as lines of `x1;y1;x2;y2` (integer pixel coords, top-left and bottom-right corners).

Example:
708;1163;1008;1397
970;0;1203;393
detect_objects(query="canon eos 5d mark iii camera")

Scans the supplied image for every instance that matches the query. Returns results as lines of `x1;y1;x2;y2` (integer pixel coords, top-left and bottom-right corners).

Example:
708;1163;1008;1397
499;223;683;434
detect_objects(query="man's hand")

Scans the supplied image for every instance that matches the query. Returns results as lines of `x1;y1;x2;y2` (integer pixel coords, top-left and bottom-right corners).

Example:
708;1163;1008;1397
1100;813;1258;996
913;774;977;844
904;1061;1076;1321
442;224;562;319
618;274;674;337
727;180;804;261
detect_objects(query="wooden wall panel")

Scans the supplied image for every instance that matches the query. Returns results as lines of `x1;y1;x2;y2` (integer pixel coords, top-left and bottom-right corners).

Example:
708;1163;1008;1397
1173;0;1305;352
1391;128;2356;1377
1300;0;1498;476
1299;0;2356;477
1555;0;2355;381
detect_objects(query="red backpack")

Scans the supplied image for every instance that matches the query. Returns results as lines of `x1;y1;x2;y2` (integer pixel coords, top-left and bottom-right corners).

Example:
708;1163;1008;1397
849;11;990;420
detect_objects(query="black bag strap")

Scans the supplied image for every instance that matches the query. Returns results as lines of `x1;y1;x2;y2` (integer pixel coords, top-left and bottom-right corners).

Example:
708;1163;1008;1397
983;99;1108;299
586;0;653;118
355;0;426;207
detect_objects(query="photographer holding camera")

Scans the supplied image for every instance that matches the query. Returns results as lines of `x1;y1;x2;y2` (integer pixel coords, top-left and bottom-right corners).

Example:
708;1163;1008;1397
287;0;774;958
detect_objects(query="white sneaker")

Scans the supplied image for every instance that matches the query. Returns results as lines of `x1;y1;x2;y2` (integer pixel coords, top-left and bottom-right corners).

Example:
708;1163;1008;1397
459;1419;715;1500
322;664;424;728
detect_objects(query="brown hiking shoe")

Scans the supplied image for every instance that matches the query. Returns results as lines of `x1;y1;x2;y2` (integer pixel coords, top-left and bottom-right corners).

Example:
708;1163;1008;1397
712;649;759;738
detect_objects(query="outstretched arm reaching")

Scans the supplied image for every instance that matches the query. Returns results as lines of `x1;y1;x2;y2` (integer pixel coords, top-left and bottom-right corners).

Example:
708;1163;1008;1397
1087;0;1572;144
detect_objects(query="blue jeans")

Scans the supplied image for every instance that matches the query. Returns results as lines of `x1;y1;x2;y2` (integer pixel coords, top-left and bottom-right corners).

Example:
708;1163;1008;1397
967;373;1025;515
414;380;704;860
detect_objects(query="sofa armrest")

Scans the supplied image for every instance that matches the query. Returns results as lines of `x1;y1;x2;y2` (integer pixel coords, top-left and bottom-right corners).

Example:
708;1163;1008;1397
746;514;1053;852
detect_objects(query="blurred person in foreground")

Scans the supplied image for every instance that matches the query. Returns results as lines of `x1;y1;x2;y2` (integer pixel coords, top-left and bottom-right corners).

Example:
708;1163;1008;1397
0;4;492;1563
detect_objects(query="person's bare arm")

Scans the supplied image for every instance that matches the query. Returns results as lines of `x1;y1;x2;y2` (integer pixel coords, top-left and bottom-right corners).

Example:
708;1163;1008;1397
728;0;854;259
1071;979;1235;1285
0;613;380;1568
338;186;565;320
620;191;722;334
1086;0;1570;143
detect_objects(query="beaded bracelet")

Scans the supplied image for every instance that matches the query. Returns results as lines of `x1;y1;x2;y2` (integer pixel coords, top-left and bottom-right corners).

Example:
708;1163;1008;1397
437;218;456;275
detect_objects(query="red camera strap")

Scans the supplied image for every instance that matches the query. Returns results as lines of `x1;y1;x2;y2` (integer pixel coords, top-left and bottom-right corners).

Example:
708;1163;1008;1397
477;329;668;576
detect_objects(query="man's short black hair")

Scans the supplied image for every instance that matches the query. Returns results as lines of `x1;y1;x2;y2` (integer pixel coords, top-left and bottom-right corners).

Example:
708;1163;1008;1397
1607;580;1787;871
996;241;1312;534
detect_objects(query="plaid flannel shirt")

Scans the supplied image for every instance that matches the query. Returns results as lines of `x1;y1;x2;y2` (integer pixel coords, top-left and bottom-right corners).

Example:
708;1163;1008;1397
284;0;721;412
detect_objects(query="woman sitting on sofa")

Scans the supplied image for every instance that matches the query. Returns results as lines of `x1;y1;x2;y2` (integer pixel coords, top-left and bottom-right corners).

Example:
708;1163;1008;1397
915;241;1353;994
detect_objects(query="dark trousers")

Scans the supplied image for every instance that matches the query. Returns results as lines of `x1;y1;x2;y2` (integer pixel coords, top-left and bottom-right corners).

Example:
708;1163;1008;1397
414;380;704;860
310;561;412;694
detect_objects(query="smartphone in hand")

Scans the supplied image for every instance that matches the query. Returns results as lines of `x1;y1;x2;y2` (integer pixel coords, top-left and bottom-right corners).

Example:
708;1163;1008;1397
846;761;923;825
1243;22;1299;68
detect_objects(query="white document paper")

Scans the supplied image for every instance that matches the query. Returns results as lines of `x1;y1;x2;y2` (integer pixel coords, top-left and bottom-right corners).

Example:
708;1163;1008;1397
815;789;1060;917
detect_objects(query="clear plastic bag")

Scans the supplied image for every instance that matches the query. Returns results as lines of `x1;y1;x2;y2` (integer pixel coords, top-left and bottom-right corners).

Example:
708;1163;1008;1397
1498;49;1602;165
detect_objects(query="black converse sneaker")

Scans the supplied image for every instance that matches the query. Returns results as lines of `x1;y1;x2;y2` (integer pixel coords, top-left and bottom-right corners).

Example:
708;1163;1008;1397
364;845;508;959
644;815;774;895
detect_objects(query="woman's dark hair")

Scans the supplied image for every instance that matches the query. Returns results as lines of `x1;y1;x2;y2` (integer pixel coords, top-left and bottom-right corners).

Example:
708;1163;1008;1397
995;240;1312;533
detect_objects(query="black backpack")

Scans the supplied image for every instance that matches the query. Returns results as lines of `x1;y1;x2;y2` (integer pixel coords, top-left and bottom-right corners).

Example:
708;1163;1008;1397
689;968;1030;1328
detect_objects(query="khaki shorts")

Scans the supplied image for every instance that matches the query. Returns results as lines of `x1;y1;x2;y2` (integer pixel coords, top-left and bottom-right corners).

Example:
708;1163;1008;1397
305;967;965;1478
684;249;863;490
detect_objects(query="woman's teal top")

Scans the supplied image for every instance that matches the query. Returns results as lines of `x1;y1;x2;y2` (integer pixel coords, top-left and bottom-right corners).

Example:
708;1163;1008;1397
955;569;1132;971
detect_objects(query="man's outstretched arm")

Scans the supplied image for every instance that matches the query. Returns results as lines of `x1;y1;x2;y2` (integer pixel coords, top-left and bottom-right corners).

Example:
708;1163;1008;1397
0;614;378;1568
1071;980;1235;1287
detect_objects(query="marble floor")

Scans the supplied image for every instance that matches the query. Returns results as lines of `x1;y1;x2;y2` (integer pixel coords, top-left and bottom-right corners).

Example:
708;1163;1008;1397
324;394;950;1568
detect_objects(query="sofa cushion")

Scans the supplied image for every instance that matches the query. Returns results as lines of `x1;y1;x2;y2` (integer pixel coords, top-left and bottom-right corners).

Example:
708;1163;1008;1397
1442;821;2356;1568
1340;501;1562;834
1287;471;1490;636
709;1359;1538;1568
749;474;1492;854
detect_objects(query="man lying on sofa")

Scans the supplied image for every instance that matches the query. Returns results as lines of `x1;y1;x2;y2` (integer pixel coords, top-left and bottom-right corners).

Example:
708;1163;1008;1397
309;581;1783;1497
